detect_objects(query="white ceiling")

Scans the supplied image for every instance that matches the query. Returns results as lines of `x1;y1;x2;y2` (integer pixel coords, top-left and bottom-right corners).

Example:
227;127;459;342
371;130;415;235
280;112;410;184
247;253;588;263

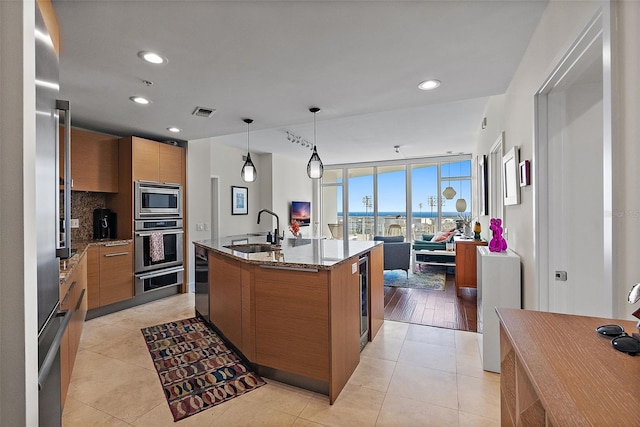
54;0;548;165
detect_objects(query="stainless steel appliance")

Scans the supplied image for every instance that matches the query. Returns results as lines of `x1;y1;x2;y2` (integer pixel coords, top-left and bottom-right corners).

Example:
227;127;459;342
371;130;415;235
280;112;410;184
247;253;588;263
134;219;183;272
359;254;369;350
133;218;184;295
135;265;184;296
194;245;210;322
36;4;71;425
135;181;182;219
93;208;117;240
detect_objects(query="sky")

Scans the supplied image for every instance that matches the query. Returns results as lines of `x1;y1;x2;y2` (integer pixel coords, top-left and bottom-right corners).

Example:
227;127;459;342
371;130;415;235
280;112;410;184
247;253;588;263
334;160;471;215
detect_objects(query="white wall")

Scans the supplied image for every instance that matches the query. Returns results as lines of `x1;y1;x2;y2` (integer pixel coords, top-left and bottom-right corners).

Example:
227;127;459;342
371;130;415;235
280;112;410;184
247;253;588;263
270;154;314;238
474;1;602;310
0;0;39;424
474;0;640;319
186;138;313;285
613;0;640;318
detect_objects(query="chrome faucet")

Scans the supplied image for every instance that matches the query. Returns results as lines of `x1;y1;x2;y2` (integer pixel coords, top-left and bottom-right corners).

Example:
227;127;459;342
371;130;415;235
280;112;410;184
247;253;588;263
257;209;284;245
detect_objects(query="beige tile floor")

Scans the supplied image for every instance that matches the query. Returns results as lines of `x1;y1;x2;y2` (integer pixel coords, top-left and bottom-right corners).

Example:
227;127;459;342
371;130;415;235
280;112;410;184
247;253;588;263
63;293;500;426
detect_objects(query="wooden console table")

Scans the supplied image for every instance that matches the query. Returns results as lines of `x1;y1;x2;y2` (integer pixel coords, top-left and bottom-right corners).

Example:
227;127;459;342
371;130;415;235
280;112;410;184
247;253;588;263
497;308;640;426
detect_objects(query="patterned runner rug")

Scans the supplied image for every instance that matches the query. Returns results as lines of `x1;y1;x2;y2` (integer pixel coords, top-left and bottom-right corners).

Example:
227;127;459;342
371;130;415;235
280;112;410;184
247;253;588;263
383;264;448;290
141;317;265;422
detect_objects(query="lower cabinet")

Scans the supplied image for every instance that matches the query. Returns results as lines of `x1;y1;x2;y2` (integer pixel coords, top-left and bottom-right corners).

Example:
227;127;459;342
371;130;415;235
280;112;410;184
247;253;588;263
207;249;369;404
87;242;134;309
60;253;88;408
209;253;243;350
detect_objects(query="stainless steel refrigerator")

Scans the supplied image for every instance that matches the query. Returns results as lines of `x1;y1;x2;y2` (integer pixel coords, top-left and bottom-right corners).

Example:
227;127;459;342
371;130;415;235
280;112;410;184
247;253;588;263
35;3;72;426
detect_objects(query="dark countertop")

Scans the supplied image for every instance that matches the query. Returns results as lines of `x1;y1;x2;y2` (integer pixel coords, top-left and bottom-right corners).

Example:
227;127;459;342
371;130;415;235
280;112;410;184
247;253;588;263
194;236;381;270
59;239;132;284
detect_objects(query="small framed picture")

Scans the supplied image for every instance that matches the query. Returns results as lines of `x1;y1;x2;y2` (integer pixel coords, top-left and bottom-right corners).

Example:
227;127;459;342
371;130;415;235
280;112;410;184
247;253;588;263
519;160;530;187
231;186;248;215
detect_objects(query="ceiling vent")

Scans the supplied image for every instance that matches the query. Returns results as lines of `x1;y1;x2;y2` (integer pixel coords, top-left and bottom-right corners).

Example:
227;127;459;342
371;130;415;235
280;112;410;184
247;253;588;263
192;106;216;118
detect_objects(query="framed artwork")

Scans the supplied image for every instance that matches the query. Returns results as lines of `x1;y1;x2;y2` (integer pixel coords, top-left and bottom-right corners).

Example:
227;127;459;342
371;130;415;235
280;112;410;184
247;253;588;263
503;146;520;206
478;154;488;215
231;186;248;215
519;160;531;187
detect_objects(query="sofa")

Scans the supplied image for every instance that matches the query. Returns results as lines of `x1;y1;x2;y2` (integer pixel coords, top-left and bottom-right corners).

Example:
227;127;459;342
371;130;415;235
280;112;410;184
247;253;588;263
412;231;457;271
373;235;411;278
412;232;455;251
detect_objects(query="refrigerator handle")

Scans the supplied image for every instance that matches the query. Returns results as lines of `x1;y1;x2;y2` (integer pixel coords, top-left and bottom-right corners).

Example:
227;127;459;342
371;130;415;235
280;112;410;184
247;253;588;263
56;100;71;259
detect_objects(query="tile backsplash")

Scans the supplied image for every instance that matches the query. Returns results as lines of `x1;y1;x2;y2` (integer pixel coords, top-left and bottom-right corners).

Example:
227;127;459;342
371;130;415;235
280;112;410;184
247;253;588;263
71;191;107;241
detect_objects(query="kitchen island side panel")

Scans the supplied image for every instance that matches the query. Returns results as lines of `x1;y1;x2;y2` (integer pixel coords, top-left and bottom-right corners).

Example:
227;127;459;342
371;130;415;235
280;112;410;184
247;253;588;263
368;244;384;340
329;257;361;403
254;268;330;382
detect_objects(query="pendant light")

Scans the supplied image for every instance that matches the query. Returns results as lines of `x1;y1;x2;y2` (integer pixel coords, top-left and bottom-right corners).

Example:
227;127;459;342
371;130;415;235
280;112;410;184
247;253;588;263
455;184;467;212
307;107;323;179
241;118;256;182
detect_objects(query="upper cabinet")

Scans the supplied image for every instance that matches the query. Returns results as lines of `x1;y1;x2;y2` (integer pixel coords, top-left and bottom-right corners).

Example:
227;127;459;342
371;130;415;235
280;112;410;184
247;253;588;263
132;136;183;184
108;136;185;239
59;127;119;193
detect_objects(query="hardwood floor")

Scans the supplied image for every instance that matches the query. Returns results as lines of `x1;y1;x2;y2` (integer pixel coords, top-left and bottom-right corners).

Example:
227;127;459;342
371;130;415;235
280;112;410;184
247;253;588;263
383;271;478;332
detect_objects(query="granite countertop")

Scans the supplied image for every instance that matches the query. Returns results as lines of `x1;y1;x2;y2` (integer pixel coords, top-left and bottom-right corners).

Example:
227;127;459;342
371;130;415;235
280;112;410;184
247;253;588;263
194;236;381;270
59;239;132;284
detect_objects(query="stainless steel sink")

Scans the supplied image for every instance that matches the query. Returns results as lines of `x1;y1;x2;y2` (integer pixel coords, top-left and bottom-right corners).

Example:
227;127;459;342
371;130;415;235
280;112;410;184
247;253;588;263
224;243;281;253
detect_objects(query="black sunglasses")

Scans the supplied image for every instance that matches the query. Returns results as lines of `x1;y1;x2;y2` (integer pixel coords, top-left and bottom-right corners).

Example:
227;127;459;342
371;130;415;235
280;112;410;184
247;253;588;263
596;324;640;355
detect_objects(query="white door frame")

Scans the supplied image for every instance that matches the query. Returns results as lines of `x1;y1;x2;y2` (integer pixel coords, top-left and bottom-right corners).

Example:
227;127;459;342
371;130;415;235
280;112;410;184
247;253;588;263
534;6;614;314
489;132;504;221
210;176;220;240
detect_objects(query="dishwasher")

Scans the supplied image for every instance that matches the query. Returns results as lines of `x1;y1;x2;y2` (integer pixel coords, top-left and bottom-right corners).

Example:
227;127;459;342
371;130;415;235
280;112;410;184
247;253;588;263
194;246;209;322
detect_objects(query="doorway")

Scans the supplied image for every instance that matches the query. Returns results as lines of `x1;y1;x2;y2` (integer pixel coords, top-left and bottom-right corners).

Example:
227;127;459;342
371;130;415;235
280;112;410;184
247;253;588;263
535;10;613;317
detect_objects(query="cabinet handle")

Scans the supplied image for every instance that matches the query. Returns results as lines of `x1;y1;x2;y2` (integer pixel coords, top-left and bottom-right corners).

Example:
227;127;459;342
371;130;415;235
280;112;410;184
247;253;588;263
61;293;70;308
104;242;129;247
104;252;129;257
135;266;184;280
38;310;72;391
75;288;86;311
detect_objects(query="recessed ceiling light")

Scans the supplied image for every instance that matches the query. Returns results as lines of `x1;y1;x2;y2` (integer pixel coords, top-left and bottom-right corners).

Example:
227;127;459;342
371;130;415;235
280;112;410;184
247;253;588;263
130;96;151;105
167;127;181;133
138;51;167;65
418;79;441;90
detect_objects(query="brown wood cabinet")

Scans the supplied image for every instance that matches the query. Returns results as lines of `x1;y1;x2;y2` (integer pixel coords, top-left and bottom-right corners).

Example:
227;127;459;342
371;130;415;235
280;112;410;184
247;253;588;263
497;308;640;426
60;253;88;408
254;266;331;382
209;252;243;349
108;136;188;292
87;242;134;308
131;136;183;184
455;239;487;296
59;127;119;192
368;244;384;339
203;245;382;404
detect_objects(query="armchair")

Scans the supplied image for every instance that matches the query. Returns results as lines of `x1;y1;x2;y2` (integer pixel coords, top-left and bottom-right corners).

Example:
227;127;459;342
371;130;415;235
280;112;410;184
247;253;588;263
373;235;411;278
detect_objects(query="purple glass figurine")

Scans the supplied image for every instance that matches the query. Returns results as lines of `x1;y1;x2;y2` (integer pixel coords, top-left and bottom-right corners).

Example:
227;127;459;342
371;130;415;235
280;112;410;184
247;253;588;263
489;218;508;252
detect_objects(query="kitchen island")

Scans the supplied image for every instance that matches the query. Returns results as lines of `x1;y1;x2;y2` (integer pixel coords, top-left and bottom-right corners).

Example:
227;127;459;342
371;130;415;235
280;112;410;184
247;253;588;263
193;237;384;403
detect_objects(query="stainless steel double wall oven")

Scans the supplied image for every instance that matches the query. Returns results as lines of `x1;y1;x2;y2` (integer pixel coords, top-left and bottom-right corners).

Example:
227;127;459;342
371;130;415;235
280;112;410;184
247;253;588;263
134;182;184;295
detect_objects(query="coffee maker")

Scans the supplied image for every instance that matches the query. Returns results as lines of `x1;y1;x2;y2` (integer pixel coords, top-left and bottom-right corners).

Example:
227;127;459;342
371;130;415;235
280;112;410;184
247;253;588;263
93;208;117;240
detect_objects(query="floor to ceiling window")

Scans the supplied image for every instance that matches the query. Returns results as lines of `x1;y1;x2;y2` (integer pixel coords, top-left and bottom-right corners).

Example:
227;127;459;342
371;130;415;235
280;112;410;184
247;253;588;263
411;162;439;239
377;165;407;238
440;160;472;231
347;167;374;240
322;156;471;241
321;169;343;239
